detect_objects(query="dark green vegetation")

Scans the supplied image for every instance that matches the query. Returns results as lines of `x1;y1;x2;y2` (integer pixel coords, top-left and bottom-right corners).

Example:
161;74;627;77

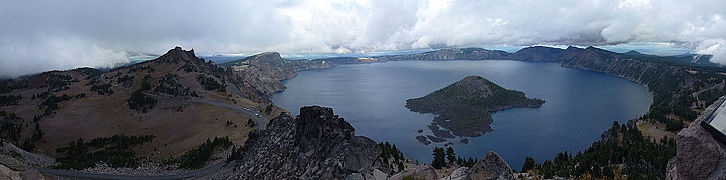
154;73;190;96
246;119;256;128
140;74;153;91
431;146;475;169
406;76;544;137
265;104;273;114
117;74;134;86
54;135;155;170
127;90;157;113
37;93;84;118
38;94;73;114
0;95;22;106
45;73;75;92
125;74;156;113
525;121;675;179
127;65;154;74
379;141;406;171
0;111;22;143
21;121;43;151
196;74;226;92
0;79;28;94
166;137;232;169
431;147;446;169
89;82;114;95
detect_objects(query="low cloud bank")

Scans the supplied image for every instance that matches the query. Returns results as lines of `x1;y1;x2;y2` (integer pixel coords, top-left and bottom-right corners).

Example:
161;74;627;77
1;0;725;77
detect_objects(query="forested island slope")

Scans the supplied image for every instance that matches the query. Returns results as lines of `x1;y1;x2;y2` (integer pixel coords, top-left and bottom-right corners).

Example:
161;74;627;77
406;76;544;138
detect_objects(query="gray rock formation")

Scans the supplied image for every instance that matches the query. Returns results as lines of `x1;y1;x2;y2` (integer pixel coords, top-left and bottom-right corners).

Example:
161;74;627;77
388;151;514;180
388;166;438;180
466;152;514;180
206;106;391;179
440;167;469;180
667;97;726;180
0;142;53;179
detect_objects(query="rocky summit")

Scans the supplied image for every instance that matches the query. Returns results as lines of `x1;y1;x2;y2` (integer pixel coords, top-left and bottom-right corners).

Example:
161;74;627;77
207;106;391;179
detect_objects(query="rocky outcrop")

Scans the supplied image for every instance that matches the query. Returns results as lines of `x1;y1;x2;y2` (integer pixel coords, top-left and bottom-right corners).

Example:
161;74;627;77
666;125;725;180
207;106;391;179
0;142;53;179
465;152;514;180
388;166;438;180
440;167;469;180
667;97;726;180
388;152;514;180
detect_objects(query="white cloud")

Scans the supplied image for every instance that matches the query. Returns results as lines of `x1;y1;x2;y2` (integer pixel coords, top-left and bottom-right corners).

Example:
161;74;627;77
0;0;725;77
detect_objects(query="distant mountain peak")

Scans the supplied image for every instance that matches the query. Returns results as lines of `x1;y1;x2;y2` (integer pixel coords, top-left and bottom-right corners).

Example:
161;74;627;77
162;46;196;58
566;46;580;50
252;52;282;59
624;50;644;55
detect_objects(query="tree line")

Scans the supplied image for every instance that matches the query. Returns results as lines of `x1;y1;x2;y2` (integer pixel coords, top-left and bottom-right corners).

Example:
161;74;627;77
54;135;156;170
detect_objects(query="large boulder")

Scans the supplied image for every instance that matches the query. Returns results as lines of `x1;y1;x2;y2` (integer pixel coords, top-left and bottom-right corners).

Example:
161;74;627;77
667;97;726;180
440;167;469;180
388;166;438;180
666;125;724;180
466;152;514;180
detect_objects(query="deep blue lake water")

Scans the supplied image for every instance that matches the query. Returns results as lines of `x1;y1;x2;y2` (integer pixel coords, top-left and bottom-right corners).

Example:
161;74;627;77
272;60;652;169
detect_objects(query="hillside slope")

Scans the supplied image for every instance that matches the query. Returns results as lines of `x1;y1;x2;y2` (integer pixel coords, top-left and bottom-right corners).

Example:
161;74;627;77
0;47;263;166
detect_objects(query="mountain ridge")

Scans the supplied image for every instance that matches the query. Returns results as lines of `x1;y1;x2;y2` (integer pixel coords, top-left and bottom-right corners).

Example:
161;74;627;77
0;46;266;171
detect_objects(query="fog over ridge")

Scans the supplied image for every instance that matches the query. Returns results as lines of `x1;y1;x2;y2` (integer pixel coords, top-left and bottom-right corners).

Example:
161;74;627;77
0;0;725;77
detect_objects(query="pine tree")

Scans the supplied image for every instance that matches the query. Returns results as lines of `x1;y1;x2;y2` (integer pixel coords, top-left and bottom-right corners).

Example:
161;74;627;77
432;147;446;169
522;157;535;172
446;147;456;165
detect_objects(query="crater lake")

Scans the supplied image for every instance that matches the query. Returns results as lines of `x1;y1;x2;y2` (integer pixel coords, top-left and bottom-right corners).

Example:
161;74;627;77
272;60;652;169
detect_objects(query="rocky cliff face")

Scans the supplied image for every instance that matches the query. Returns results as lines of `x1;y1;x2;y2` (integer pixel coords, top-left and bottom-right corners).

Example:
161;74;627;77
207;106;391;179
375;48;509;61
222;52;332;101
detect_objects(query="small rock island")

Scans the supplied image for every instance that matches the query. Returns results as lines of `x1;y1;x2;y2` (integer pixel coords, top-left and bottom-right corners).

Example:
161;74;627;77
406;76;545;140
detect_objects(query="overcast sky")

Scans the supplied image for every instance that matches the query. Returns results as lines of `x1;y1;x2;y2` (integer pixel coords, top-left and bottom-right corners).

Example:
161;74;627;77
1;0;725;77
